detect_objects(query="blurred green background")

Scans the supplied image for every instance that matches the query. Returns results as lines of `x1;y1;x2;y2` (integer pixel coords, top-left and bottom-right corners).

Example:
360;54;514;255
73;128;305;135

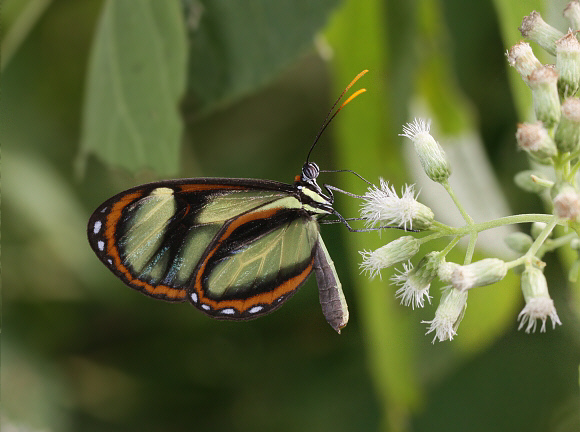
2;0;579;431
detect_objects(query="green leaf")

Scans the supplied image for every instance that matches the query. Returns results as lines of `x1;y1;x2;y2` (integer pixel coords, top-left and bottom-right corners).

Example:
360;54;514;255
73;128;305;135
185;0;339;113
77;0;187;176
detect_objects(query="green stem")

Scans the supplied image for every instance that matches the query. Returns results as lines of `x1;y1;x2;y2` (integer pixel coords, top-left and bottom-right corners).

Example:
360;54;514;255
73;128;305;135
431;220;451;231
451;214;553;236
508;217;561;270
417;232;441;245
569;159;580;183
538;232;578;256
439;236;461;257
464;232;478;265
553;154;568;184
442;180;474;225
526;216;559;258
416;214;554;249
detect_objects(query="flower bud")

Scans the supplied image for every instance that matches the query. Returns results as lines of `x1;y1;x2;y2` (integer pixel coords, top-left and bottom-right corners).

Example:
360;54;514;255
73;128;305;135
519;11;565;56
451;258;508;291
553;183;580;220
518;266;561;332
556;31;580;98
505;232;534;253
555;97;580;153
515;122;557;163
564;1;580;31
400;119;451;183
506;41;543;86
359;236;420;279
423;286;468;343
360;180;434;231
529;66;561;128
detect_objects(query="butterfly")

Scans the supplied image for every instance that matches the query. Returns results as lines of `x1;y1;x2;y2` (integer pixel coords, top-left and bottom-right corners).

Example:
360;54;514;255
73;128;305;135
87;71;369;333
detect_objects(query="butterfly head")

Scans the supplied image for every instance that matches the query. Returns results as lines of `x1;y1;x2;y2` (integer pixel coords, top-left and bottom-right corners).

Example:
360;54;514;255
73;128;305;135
298;161;324;194
301;161;320;183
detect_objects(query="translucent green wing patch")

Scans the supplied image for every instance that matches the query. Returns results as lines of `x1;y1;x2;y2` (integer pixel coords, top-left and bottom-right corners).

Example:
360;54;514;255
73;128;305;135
118;187;176;274
206;216;319;297
196;190;293;224
188;206;320;319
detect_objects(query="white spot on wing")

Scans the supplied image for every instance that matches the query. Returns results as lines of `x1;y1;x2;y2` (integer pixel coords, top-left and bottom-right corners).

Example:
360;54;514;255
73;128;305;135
220;308;236;315
249;305;263;314
93;220;102;234
191;292;198;303
201;304;210;311
107;258;113;265
100;207;107;213
97;240;105;251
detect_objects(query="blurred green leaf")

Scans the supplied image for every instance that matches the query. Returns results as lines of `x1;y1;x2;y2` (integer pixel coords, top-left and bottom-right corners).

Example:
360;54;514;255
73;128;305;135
3;340;71;431
327;0;422;429
416;0;474;135
185;0;339;113
4;150;99;295
1;0;53;71
77;0;187;176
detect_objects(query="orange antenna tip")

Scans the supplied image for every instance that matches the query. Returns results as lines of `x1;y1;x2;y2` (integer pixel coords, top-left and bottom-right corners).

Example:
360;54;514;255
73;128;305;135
344;70;369;93
340;88;367;108
305;70;369;162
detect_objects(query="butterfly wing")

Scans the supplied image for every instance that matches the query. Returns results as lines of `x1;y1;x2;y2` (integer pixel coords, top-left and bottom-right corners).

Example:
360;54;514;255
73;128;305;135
87;178;320;318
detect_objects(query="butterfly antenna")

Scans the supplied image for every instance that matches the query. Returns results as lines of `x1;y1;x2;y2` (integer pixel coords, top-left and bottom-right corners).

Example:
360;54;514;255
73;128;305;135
306;70;368;163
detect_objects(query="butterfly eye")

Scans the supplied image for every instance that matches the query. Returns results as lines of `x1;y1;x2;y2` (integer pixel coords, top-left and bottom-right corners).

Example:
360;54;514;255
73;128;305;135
302;162;320;182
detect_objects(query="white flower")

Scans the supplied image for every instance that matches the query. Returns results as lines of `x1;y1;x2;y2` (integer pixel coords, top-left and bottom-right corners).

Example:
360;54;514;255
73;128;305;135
360;179;433;231
451;258;508;291
400;117;432;140
400;118;451;183
517;297;562;333
518;266;562;333
391;261;432;309
359;236;420;280
423;286;468;343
